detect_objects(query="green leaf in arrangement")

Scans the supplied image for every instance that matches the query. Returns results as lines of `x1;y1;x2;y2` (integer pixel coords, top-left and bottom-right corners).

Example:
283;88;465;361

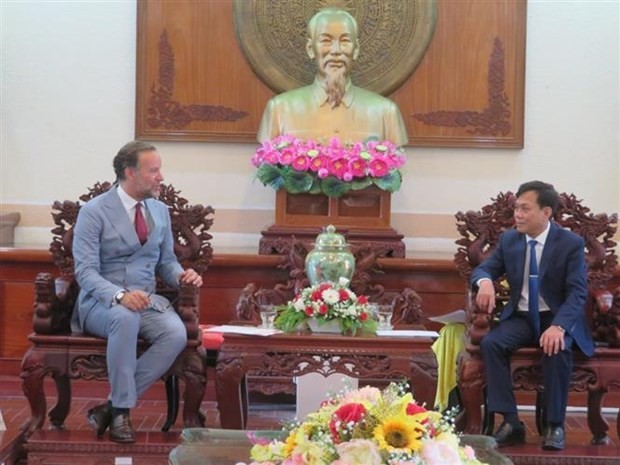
283;170;314;194
255;164;285;190
373;170;402;192
308;178;323;194
349;178;373;191
321;176;351;197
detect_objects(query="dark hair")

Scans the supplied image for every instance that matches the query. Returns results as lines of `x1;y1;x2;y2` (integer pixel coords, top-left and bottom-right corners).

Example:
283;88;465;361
516;180;559;214
113;141;157;181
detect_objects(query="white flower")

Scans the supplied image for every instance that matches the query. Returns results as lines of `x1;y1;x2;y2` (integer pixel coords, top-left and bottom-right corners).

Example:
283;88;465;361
322;289;340;304
293;298;306;311
335;439;382;465
338;277;350;287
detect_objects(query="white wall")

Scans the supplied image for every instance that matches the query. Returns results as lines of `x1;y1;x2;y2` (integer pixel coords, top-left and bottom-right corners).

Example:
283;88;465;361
1;1;618;253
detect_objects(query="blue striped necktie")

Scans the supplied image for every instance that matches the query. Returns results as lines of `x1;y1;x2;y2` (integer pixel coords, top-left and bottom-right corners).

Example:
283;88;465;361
528;239;540;338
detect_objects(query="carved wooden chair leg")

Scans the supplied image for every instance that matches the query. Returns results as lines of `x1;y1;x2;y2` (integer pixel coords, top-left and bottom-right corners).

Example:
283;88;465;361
457;355;487;434
587;388;610;445
535;391;546;435
161;375;179;432
48;373;71;430
181;351;207;428
20;350;48;434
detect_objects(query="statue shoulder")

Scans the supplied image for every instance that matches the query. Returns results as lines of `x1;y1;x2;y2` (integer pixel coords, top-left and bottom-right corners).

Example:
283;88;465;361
267;85;315;106
351;85;398;108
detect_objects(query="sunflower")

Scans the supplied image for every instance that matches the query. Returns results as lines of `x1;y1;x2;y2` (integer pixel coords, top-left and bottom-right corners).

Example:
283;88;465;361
373;415;425;452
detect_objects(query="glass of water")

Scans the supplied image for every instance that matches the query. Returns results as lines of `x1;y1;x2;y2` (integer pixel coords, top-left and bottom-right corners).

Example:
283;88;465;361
259;305;277;329
376;304;394;330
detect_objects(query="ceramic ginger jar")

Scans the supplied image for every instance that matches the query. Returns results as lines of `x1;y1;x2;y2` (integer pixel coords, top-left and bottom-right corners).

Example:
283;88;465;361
305;225;355;286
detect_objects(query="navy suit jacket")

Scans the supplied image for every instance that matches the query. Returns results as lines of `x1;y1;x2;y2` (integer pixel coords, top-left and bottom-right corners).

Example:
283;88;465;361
471;221;594;356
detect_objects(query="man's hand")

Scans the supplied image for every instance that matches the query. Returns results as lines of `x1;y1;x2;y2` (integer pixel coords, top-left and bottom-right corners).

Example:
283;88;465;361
475;280;496;313
179;268;203;287
539;325;566;356
120;290;150;312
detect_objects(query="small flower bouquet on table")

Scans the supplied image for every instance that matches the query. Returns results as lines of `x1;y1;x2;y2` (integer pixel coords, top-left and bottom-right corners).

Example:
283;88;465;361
252;135;406;198
274;278;377;335
239;382;487;465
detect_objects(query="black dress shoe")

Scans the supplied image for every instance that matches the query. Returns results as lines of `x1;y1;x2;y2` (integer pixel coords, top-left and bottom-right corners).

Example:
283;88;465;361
87;403;112;438
493;421;526;447
109;413;135;444
542;425;565;451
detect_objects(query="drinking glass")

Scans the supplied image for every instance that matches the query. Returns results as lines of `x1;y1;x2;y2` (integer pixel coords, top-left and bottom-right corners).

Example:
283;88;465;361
376;305;393;330
259;305;277;329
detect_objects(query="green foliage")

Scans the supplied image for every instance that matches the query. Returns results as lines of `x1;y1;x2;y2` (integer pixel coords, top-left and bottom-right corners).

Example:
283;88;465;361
373;170;402;192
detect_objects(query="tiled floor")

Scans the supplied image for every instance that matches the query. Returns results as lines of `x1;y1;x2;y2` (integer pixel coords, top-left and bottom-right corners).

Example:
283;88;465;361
1;375;619;464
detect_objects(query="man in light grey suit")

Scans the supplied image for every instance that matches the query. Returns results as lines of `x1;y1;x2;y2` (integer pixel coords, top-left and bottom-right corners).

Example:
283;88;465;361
72;141;203;443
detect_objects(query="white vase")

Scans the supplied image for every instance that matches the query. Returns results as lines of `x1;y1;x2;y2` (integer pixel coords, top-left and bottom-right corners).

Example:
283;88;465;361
307;318;342;334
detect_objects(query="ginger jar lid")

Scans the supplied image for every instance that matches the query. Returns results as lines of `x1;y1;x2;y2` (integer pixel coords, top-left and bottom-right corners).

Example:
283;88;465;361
313;225;349;250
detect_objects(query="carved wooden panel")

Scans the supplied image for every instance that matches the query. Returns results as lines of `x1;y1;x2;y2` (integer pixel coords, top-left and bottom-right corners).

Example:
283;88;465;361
136;0;526;148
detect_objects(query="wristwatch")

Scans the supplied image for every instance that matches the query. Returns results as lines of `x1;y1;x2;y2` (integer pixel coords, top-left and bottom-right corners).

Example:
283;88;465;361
114;290;127;305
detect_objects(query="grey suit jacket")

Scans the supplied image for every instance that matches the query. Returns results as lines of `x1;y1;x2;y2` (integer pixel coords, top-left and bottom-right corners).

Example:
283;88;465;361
71;186;183;332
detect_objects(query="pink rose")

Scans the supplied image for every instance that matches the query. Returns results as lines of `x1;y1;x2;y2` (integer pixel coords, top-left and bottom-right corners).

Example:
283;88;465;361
291;155;310;171
347;156;367;177
420;439;461;465
368;159;389;178
278;148;296;165
328;157;348;178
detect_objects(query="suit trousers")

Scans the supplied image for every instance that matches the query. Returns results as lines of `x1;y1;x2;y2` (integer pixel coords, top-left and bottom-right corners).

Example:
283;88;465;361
83;303;187;408
480;312;573;424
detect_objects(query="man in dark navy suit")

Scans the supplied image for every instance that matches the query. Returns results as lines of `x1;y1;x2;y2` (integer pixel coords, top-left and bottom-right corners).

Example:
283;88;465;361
472;180;593;451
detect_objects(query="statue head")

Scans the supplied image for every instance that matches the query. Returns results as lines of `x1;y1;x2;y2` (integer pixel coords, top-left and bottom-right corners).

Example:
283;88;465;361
306;8;360;108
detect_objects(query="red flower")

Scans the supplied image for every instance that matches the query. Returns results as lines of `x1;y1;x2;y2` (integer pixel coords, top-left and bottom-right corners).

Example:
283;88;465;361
319;304;328;315
357;295;368;304
328;403;367;443
304;306;314;316
311;290;322;301
359;312;368;321
318;283;332;292
338;289;349;301
406;403;427;416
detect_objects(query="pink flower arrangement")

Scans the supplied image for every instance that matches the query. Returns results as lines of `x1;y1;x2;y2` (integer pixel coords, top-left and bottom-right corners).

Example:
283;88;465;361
252;136;406;197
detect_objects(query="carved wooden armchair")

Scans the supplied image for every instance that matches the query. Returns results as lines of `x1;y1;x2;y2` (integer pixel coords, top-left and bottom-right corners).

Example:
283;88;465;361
20;182;214;438
235;239;437;400
454;191;619;444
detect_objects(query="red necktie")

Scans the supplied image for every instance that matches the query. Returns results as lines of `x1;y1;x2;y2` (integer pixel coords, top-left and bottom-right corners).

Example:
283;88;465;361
134;203;148;245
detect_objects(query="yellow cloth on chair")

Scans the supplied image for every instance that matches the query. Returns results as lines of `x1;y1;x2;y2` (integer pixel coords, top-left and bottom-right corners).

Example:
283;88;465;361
431;322;466;411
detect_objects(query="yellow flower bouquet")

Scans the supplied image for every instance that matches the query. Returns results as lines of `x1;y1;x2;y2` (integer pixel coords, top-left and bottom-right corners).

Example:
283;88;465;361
239;382;488;465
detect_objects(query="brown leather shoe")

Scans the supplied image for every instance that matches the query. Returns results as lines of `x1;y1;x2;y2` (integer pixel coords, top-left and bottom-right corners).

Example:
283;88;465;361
86;403;112;438
109;413;135;444
493;421;526;447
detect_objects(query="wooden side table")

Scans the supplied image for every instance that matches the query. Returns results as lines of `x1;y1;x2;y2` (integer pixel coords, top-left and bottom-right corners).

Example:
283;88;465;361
215;331;438;429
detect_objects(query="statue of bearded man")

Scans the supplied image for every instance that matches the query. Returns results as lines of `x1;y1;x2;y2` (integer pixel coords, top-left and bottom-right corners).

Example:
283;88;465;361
257;7;408;146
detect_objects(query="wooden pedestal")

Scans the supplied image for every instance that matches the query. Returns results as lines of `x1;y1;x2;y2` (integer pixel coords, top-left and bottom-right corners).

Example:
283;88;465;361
259;186;405;257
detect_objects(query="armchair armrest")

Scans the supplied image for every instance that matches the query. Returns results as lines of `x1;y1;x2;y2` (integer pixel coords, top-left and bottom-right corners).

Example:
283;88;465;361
591;287;620;347
176;283;201;345
33;272;74;335
464;291;504;347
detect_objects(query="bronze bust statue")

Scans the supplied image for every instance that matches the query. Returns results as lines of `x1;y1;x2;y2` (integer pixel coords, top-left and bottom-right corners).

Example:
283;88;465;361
257;7;408;146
